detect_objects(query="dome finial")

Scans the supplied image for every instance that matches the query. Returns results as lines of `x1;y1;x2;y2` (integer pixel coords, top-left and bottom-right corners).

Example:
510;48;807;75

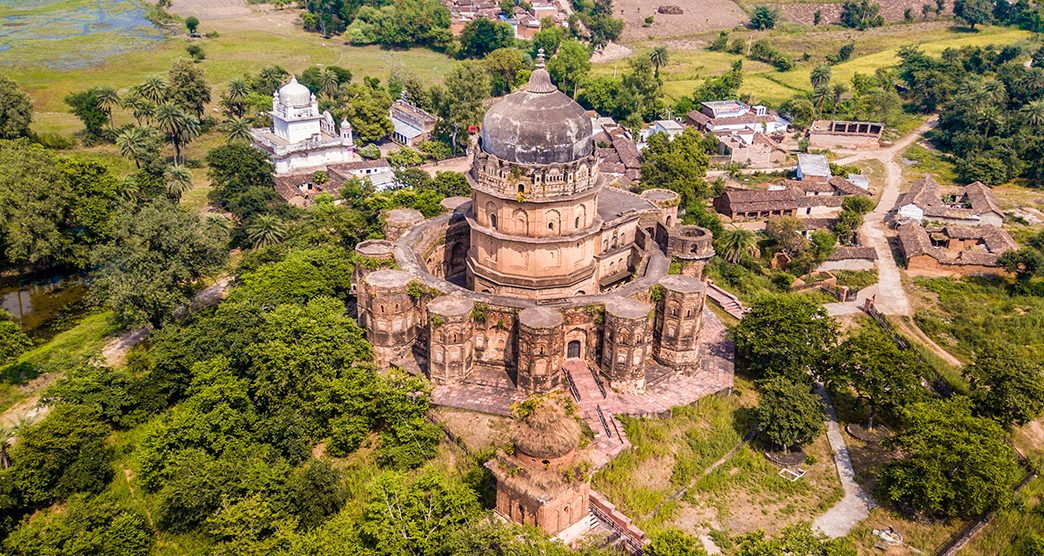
536;48;546;68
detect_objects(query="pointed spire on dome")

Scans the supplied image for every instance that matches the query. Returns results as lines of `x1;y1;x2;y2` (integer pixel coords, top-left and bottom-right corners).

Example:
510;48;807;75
526;48;556;94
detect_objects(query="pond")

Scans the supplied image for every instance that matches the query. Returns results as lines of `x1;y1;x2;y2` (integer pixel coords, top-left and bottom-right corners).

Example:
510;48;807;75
0;0;166;69
1;276;88;335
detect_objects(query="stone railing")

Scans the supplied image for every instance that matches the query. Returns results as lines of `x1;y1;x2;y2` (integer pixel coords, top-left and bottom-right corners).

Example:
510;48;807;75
589;490;648;554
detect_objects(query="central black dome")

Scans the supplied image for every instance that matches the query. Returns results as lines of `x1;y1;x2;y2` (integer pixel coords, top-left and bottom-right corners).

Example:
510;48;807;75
480;65;594;166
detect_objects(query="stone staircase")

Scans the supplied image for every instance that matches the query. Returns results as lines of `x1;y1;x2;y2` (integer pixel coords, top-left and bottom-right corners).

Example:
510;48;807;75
563;360;630;466
706;280;748;319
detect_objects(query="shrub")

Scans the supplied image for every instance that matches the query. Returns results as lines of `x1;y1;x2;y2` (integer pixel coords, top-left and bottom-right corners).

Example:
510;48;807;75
749;6;779;29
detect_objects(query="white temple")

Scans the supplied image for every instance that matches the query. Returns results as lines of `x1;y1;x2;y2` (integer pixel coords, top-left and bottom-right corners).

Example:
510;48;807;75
249;77;357;175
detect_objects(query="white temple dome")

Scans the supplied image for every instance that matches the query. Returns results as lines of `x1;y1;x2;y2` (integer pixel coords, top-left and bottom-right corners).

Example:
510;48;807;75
279;77;312;108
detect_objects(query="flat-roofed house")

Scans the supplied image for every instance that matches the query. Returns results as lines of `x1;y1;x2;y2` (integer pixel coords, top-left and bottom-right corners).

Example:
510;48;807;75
390;99;439;147
808;120;884;149
796;153;831;181
686;100;789;135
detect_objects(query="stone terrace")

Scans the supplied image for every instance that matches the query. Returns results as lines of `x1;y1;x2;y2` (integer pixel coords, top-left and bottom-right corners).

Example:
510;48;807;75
432;306;735;466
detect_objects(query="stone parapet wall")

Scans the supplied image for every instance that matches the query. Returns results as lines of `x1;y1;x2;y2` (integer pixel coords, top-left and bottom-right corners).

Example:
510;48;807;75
471;149;602;202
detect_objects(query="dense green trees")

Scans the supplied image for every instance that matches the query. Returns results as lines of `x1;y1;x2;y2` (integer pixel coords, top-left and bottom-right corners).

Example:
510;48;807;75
548;39;592;98
878;397;1021;518
0;76;32;140
756;377;825;452
640;128;710;205
749;6;779;29
206;142;285;223
964;344;1044;427
88;201;228;328
954;0;993;28
733;294;838;381
734;524;856;555
821;325;926;428
839;0;884;29
8;404;113;508
0;141;120;272
3;494;153;555
341;0;453;50
898;45;1044;183
458;18;515;59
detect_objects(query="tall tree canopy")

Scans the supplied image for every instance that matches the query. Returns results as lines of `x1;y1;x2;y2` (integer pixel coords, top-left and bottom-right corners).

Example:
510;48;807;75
878;397;1021;518
733;294;838;381
0;75;32;139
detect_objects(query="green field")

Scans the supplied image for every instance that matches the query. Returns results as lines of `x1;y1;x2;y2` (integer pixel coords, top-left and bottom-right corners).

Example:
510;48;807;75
2;3;456;136
600;24;1035;106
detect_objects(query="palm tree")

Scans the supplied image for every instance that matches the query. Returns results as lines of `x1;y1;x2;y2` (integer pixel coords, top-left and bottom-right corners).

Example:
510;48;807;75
975;105;1002;139
649;47;669;79
810;86;830;116
317;69;341;97
830;83;849;119
246;214;288;249
0;427;12;469
164;165;193;200
810;63;832;91
121;93;155;126
95;86;120;129
115;126;154;169
222;78;250;118
139;76;168;105
154;103;199;166
1021;99;1044;131
222;117;252;143
206;214;233;239
718;226;759;263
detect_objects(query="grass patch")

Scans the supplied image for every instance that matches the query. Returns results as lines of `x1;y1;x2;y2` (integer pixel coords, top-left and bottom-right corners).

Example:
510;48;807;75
832;269;878;290
911;276;1044;364
962;474;1044;556
593;384;757;530
901;144;957;184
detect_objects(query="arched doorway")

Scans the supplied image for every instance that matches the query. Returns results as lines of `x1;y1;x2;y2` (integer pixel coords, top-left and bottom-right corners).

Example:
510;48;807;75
567;340;581;359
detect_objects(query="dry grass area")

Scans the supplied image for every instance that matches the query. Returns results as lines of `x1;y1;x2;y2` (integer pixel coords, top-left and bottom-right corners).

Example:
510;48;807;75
677;432;844;536
615;0;749;41
432;407;513;454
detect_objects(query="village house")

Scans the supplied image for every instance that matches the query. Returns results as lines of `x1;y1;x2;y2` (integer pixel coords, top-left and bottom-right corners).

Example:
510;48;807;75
592;115;641;186
249;77;357;175
898;222;1016;277
795;153;831;181
713;176;870;220
445;0;568;38
894;176;1004;227
686;100;789;135
713;130;787;168
640;119;685;142
808;120;884;150
390;98;439;147
273;158;397;207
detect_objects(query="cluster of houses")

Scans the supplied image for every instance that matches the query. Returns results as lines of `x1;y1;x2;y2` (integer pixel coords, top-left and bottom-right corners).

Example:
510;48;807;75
445;0;569;39
893;176;1016;276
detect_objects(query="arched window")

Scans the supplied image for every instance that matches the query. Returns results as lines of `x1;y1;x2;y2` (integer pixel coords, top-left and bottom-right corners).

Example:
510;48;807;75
517;183;524;194
546;210;560;234
575;216;581;229
486;202;498;229
513;209;528;233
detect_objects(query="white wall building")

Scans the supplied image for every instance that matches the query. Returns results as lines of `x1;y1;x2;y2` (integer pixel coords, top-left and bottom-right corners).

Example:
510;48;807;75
249;77;357;175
